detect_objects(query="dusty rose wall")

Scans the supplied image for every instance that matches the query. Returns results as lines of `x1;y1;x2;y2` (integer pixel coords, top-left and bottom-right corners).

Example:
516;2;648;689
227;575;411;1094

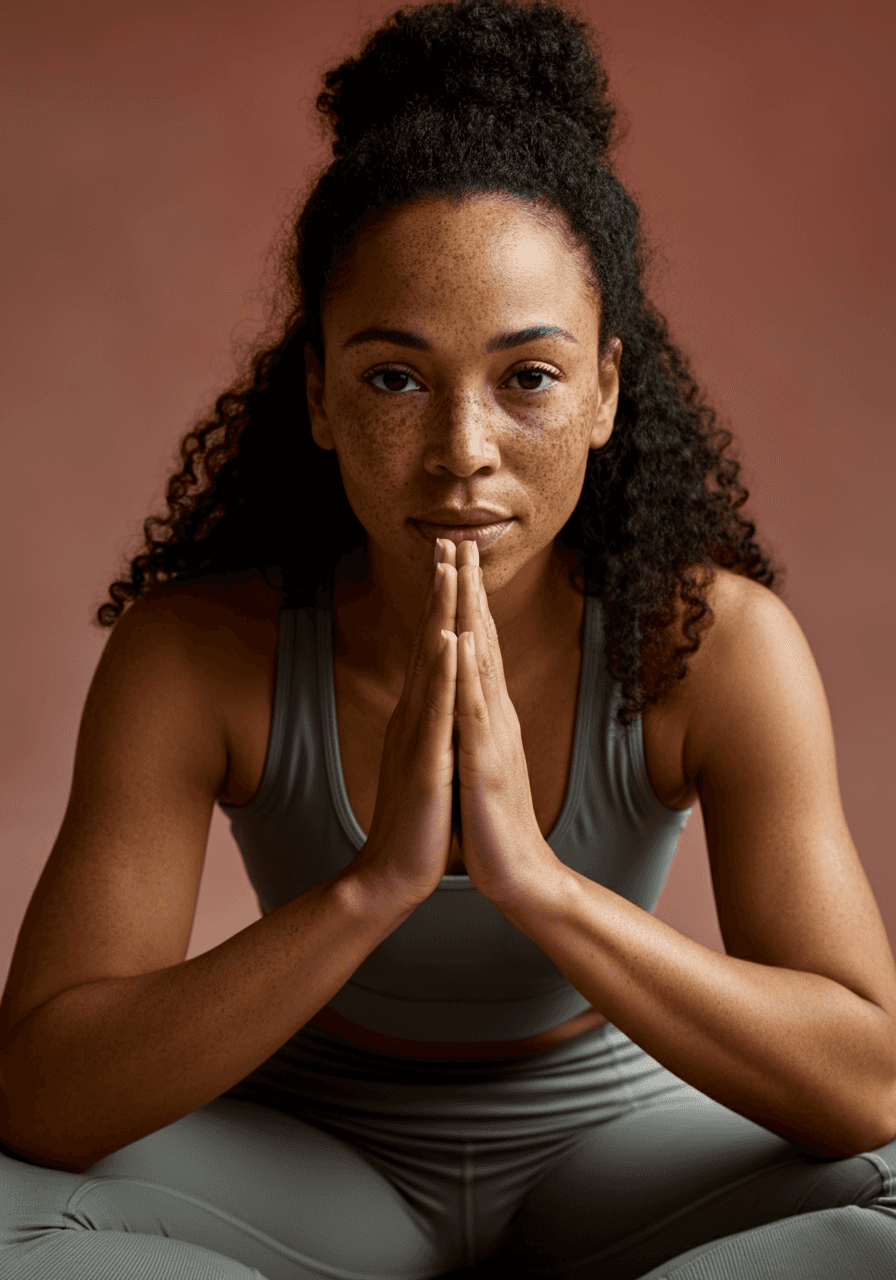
2;0;893;990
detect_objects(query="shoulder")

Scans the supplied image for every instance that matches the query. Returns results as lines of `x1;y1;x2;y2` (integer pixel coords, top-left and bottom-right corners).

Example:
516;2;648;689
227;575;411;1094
678;567;824;790
136;568;283;630
636;566;798;790
128;569;283;688
639;565;765;717
661;564;783;675
689;566;802;694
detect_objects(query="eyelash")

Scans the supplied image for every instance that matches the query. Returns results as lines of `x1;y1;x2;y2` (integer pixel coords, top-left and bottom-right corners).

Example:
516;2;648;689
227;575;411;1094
362;362;562;394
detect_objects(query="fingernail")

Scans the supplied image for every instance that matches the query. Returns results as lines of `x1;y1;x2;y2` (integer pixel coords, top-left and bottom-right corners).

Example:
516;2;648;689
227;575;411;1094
434;539;443;566
434;563;443;592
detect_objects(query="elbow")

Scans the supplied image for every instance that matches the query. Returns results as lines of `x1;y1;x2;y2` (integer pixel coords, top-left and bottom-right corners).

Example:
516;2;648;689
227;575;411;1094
826;1047;896;1157
0;1136;90;1174
0;1110;89;1174
783;1084;896;1159
827;1103;896;1159
0;1113;105;1174
0;1062;101;1175
865;1017;896;1152
838;1122;896;1159
0;1097;91;1173
867;1087;896;1154
856;1070;896;1156
833;1122;896;1160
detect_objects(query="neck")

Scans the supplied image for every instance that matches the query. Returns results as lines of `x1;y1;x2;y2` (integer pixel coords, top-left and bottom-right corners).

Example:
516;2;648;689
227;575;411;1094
333;536;583;691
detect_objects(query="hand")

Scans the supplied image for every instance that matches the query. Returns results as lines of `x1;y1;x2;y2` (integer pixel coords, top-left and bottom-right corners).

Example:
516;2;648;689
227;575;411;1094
442;538;564;905
347;545;458;911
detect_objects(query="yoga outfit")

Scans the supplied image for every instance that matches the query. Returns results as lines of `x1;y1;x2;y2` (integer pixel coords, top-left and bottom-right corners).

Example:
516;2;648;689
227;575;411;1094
2;570;894;1276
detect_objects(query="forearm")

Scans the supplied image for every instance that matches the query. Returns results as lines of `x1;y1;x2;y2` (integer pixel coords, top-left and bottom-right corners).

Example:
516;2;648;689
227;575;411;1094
496;860;896;1158
0;867;409;1172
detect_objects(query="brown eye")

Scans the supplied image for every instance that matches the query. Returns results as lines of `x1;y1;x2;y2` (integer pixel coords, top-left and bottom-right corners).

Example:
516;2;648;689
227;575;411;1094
508;367;558;391
366;368;421;393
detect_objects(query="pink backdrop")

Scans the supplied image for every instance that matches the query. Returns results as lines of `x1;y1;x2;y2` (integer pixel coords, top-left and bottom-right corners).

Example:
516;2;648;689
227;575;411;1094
2;0;894;988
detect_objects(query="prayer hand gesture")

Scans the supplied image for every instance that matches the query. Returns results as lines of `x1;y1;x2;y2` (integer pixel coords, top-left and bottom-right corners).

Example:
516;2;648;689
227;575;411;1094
439;537;562;906
349;536;560;914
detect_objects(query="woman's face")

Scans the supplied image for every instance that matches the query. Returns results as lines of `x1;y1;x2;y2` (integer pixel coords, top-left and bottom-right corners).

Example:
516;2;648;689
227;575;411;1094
305;194;621;602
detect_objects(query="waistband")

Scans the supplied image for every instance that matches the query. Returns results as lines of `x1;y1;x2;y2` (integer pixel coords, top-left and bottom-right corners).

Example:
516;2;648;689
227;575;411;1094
222;1019;692;1144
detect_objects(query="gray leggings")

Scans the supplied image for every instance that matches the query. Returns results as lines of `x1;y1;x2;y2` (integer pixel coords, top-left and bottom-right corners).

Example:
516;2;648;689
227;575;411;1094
2;1019;895;1279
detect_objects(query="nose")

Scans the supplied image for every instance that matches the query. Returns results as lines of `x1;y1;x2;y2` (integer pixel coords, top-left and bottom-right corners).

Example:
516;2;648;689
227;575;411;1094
423;388;501;477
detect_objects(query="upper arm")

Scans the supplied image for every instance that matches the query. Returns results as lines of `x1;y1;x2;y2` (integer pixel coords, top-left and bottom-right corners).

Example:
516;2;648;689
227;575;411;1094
0;589;230;1047
684;573;896;1018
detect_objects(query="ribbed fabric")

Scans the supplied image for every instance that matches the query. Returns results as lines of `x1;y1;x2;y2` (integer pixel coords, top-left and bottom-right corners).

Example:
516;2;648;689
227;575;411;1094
219;574;693;1041
1;1233;265;1280
3;1020;895;1278
633;1208;896;1280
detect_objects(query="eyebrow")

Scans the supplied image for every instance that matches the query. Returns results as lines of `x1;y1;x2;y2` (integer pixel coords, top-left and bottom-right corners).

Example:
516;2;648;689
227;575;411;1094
342;324;578;352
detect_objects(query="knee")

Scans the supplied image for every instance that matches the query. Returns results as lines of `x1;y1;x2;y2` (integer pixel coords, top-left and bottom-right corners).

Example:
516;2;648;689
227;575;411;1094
801;1133;896;1217
862;1132;896;1212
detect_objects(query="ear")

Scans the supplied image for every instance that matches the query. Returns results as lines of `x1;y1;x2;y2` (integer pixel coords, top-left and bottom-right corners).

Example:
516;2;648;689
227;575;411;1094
305;344;336;451
589;337;622;450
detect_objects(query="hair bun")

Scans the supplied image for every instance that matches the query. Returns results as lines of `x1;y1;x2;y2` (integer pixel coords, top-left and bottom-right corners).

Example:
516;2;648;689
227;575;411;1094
316;0;616;159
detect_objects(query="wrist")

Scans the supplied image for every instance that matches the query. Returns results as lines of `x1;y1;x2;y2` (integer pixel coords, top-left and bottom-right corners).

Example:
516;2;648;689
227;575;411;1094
335;859;429;924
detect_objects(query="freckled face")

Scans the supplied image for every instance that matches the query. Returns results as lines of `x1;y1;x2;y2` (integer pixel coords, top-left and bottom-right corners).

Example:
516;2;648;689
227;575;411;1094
305;194;621;596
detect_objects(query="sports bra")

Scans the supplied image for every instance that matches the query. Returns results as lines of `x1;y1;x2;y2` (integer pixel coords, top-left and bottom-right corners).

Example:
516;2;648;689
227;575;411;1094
219;573;693;1042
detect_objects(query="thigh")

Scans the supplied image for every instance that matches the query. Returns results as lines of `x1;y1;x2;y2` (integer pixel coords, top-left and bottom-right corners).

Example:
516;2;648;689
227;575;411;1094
0;1097;444;1280
484;1082;896;1279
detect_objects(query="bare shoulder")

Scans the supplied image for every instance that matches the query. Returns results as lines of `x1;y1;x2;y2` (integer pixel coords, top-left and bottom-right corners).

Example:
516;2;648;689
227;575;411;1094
639;565;765;715
139;566;283;621
676;566;797;769
662;564;777;681
136;570;283;806
137;569;283;674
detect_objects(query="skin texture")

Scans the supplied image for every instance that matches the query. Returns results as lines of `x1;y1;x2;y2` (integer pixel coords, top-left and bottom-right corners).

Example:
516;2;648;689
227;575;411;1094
304;193;621;688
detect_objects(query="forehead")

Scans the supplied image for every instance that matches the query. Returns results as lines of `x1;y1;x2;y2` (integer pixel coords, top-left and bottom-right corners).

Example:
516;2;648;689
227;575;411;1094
326;194;598;327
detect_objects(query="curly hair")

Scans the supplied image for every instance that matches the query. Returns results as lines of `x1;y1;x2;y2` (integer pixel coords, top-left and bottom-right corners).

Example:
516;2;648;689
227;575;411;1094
95;0;785;729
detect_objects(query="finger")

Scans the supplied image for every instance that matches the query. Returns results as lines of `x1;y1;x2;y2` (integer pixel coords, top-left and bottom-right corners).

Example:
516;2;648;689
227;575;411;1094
419;626;457;784
456;628;490;762
456;538;482;663
475;564;507;692
438;536;458;573
456;540;501;701
431;537;460;732
401;540;458;716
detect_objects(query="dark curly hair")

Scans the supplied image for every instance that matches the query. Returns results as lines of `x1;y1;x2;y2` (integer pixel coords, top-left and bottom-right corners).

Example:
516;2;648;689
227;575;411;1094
95;0;785;729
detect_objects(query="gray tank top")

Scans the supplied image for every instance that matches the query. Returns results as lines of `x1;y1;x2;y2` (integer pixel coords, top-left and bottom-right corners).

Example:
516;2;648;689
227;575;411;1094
219;575;693;1042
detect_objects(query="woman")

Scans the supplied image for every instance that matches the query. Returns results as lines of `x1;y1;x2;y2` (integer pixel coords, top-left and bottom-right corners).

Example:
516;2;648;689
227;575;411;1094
1;0;894;1275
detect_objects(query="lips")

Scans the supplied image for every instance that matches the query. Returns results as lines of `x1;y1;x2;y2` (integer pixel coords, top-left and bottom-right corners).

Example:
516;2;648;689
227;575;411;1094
415;508;511;525
412;517;515;551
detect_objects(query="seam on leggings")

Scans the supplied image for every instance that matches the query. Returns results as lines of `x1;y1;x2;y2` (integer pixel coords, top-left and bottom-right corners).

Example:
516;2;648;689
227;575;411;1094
857;1151;895;1199
462;1141;476;1267
515;1152;815;1277
605;1026;640;1113
63;1176;426;1280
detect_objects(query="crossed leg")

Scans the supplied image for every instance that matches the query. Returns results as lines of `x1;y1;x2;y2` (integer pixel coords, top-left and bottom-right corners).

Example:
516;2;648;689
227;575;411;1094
0;1097;444;1280
482;1082;896;1279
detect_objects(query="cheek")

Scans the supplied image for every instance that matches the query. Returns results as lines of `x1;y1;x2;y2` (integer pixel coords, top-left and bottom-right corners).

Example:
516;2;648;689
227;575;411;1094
532;446;589;520
329;397;418;484
509;406;594;531
516;402;592;478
